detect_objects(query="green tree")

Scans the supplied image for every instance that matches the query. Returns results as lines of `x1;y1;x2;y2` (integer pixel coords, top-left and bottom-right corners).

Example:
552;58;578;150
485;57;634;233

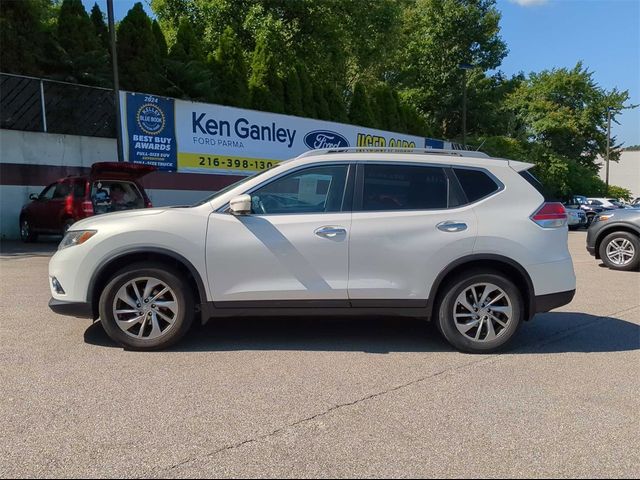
90;2;109;50
607;185;632;202
349;82;375;128
0;0;54;76
117;2;163;93
215;26;249;108
507;62;630;168
164;20;214;100
57;0;109;85
398;0;508;137
325;85;348;123
152;20;168;59
249;36;284;114
283;68;304;117
313;82;331;121
297;65;317;119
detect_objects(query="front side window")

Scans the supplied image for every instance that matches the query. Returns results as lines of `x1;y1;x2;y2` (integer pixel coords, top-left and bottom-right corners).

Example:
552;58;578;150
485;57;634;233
251;165;348;214
39;183;56;200
361;164;448;211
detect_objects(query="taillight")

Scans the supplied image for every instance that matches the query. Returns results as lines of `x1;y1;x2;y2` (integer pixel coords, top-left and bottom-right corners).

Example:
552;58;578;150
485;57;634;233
145;200;153;208
531;202;567;228
81;200;94;215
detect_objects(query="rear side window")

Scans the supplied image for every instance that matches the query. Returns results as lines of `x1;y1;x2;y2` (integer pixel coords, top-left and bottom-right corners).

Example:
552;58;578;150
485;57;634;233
519;170;555;201
52;181;71;199
453;168;499;203
361;164;448;211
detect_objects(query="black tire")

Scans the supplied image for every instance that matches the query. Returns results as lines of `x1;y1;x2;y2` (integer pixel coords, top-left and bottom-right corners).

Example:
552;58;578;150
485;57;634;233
599;231;640;271
98;262;195;350
436;271;524;353
19;218;38;243
62;218;74;235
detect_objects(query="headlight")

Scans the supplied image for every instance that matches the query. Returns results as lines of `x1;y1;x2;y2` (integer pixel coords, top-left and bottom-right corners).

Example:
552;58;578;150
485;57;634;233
595;213;615;223
59;230;97;250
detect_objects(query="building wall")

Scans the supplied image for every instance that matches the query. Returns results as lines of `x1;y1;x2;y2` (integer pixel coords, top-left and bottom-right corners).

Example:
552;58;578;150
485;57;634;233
597;150;640;199
0;129;237;239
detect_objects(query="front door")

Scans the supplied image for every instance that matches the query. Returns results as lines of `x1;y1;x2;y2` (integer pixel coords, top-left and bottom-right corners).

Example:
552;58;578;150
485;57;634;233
348;162;478;304
206;164;353;304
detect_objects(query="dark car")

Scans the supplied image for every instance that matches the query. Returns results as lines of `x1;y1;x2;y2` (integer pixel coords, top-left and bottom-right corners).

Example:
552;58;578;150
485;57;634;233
586;209;640;271
564;195;612;226
20;162;155;242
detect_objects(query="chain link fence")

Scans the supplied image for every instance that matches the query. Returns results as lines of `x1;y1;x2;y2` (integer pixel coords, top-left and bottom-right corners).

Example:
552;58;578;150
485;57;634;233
0;73;116;138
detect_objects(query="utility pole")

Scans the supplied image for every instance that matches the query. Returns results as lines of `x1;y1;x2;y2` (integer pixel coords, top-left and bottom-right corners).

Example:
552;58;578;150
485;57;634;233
462;68;467;149
459;63;473;150
107;0;124;162
605;107;611;195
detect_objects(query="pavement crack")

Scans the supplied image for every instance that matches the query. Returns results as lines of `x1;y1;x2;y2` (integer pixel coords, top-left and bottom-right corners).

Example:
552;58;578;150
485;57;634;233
146;304;639;477
149;354;497;476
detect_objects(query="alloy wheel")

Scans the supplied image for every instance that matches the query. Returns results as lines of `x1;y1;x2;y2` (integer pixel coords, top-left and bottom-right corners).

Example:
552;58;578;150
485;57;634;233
20;220;30;240
605;238;635;266
112;277;179;340
453;282;513;342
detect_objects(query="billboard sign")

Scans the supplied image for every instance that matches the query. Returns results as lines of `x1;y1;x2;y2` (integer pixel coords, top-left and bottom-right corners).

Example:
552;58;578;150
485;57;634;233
122;92;453;175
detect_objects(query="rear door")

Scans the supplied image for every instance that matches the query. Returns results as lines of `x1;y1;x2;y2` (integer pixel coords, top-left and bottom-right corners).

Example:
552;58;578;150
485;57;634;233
347;162;478;304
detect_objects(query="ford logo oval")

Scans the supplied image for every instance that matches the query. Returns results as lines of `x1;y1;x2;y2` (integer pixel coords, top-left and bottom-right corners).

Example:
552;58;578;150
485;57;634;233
304;130;350;150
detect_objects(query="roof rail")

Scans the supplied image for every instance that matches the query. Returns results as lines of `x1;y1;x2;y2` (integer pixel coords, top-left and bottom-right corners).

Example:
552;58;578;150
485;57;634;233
295;147;490;159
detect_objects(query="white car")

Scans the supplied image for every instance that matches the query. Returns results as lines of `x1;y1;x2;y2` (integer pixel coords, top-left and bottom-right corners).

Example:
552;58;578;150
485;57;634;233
48;148;576;353
587;197;622;209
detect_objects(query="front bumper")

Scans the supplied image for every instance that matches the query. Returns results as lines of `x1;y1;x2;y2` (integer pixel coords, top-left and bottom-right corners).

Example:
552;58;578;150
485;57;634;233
48;297;93;318
534;289;575;313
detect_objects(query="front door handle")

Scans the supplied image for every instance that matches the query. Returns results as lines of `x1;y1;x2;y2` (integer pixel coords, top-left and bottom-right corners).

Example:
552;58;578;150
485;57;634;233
437;221;468;233
315;226;347;238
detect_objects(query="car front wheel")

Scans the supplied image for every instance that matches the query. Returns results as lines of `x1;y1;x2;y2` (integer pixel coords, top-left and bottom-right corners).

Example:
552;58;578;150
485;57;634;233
599;232;640;271
98;262;195;350
20;218;37;243
436;272;523;353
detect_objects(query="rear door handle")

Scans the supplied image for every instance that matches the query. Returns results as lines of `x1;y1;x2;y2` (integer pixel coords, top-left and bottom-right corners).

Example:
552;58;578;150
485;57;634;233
437;221;468;233
315;226;347;238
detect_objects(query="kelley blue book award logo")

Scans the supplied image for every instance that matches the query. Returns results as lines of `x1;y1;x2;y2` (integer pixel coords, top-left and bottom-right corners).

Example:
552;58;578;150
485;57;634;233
126;93;177;171
304;130;350;150
136;103;165;135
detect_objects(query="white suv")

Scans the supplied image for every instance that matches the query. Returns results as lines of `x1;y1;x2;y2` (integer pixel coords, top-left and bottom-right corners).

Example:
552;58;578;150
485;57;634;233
48;148;576;353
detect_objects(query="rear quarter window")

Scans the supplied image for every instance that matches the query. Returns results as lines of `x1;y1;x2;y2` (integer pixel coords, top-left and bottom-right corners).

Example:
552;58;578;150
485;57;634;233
453;168;500;203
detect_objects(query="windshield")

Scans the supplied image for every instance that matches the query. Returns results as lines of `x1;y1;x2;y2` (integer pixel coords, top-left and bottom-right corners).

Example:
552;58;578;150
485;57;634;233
191;167;276;207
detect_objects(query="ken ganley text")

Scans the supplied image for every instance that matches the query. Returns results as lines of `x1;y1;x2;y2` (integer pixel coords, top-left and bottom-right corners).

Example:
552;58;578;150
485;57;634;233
191;112;297;148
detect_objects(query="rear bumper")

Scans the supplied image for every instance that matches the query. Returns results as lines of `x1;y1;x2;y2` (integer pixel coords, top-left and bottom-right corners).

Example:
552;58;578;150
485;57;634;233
534;289;575;313
48;297;93;318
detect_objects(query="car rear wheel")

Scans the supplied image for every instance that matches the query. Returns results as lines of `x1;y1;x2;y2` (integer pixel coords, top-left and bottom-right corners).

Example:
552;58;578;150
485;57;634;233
20;218;38;243
98;262;194;350
599;232;640;271
436;272;523;353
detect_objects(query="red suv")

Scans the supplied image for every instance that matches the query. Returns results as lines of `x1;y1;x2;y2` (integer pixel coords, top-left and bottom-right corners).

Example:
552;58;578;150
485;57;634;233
20;162;155;242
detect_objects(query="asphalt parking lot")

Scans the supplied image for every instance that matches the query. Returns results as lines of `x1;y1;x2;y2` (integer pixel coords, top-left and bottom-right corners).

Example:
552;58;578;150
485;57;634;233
1;231;638;478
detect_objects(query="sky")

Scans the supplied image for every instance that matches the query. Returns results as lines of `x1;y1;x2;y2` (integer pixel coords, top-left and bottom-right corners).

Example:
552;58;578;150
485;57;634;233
83;0;640;146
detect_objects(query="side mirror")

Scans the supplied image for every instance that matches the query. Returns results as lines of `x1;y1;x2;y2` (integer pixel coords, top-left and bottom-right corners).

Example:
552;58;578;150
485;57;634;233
29;193;39;201
229;194;252;215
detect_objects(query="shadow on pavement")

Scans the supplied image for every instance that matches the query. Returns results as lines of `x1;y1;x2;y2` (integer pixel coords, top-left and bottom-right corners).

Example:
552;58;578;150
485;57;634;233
84;311;639;354
0;239;59;258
